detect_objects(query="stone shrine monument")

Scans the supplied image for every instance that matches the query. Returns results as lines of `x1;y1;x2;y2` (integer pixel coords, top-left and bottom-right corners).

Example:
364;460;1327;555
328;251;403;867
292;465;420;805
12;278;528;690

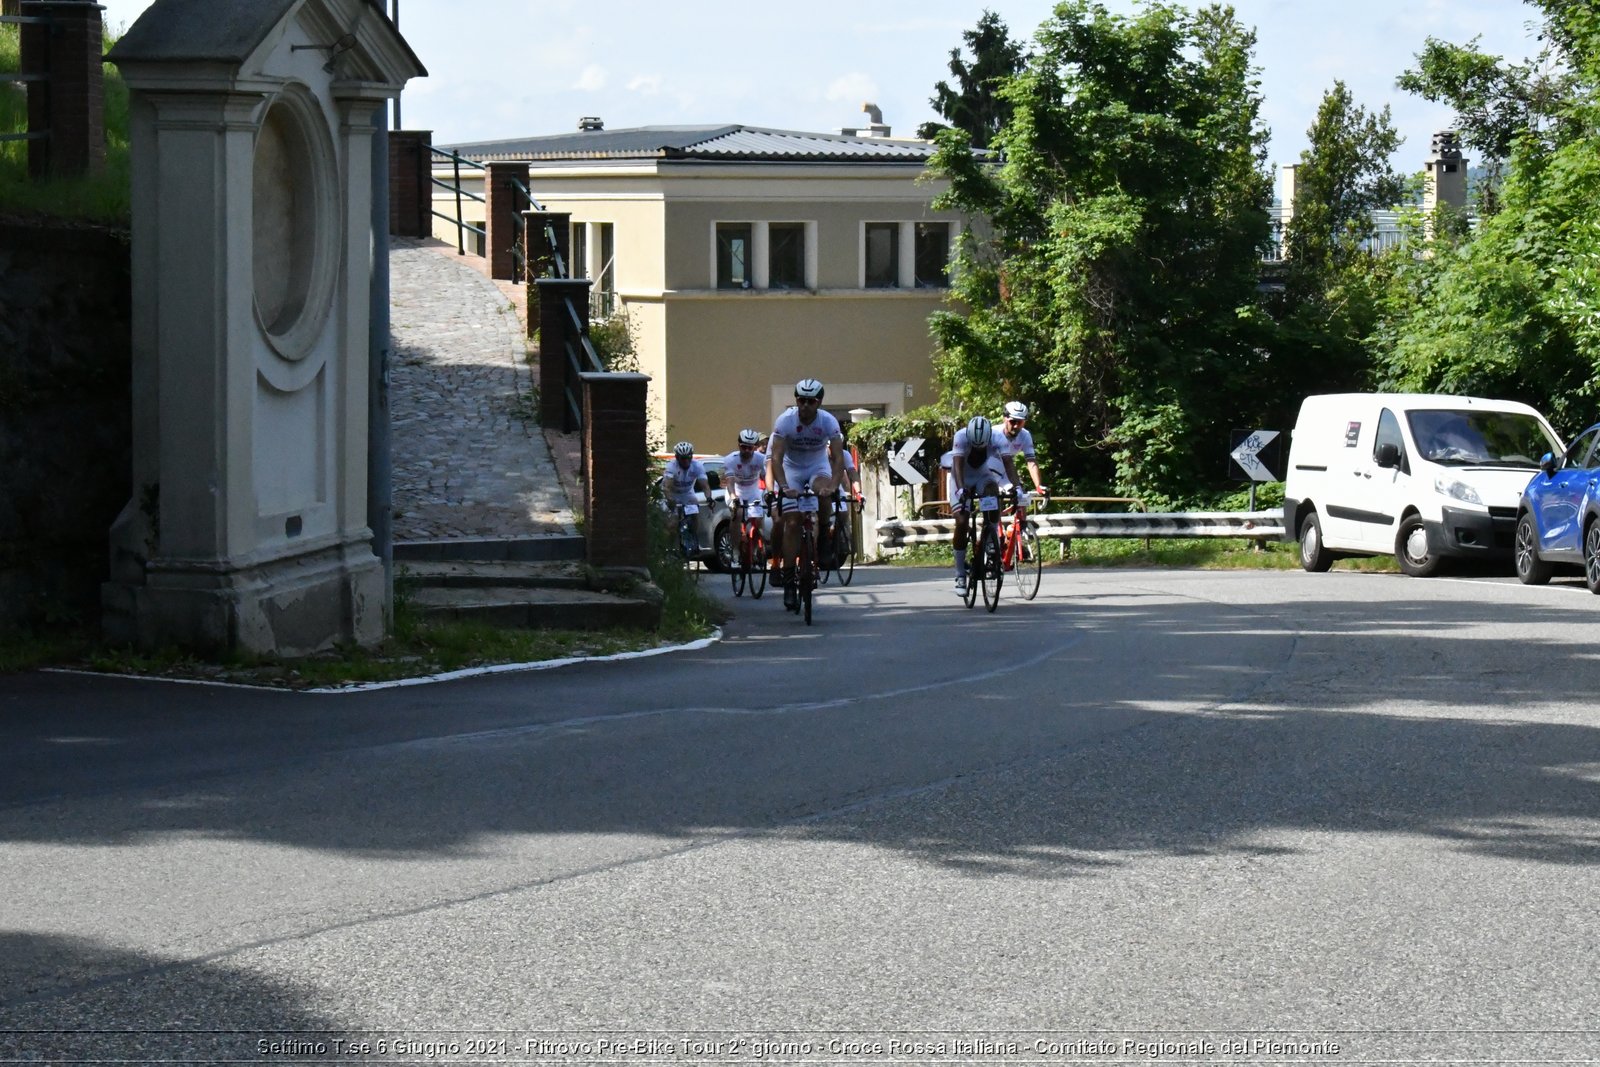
104;0;424;655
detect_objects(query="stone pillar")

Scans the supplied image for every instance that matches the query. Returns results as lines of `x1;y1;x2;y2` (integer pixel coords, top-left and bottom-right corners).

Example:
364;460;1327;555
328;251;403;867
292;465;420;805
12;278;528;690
20;0;105;179
485;161;530;281
523;210;571;338
536;277;592;432
104;0;423;657
581;372;651;574
388;129;433;237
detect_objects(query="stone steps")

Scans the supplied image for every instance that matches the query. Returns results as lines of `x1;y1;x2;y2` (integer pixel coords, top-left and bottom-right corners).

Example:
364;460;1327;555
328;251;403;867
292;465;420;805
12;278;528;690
395;541;662;631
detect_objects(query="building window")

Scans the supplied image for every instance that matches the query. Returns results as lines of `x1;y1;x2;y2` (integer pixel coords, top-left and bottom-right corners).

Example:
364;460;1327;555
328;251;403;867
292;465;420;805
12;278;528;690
595;222;616;317
717;223;753;289
864;223;899;288
571;223;588;279
914;222;950;288
769;223;806;289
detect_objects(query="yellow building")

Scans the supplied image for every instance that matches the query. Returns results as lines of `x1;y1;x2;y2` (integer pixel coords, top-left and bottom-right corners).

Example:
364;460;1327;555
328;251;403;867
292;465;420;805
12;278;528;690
437;120;977;450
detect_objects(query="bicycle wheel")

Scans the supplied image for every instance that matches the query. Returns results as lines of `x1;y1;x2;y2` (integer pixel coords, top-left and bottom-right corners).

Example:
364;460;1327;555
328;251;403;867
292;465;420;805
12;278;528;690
962;546;979;609
679;522;699;583
800;524;816;624
749;531;768;599
980;519;1002;612
731;541;746;597
1014;524;1043;600
838;538;855;586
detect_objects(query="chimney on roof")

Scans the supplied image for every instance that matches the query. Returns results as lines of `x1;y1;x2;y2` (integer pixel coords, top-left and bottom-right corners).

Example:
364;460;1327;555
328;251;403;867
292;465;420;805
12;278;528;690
578;116;604;131
840;102;891;139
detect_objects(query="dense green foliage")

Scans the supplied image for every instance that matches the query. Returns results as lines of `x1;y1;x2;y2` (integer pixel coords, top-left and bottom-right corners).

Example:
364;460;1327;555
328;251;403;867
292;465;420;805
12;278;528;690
922;0;1600;505
928;1;1274;505
1377;0;1600;436
916;10;1028;147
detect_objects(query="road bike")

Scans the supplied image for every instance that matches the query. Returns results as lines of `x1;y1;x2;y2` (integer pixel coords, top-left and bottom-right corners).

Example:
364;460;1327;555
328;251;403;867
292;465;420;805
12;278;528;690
818;491;858;587
729;499;768;599
669;501;702;583
780;485;822;625
1000;487;1045;601
961;490;1004;612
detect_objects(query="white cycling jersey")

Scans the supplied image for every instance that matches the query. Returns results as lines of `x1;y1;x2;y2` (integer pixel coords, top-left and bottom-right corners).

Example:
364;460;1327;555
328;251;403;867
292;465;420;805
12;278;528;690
661;457;707;506
770;405;841;489
994;426;1036;461
721;449;768;503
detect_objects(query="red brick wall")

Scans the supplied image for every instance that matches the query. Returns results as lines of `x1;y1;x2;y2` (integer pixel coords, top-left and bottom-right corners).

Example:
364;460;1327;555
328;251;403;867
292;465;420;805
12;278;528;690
21;1;105;179
388;130;433;237
582;373;651;571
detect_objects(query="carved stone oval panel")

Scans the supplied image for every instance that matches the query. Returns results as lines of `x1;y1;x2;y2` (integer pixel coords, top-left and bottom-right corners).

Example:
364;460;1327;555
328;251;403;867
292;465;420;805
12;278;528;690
252;84;338;364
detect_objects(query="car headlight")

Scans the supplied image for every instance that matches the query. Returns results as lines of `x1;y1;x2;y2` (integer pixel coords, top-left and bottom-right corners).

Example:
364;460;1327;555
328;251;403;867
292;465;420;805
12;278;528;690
1435;476;1483;506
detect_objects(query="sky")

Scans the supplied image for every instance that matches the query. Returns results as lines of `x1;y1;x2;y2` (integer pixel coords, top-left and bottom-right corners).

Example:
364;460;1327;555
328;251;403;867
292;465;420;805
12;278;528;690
99;0;1549;172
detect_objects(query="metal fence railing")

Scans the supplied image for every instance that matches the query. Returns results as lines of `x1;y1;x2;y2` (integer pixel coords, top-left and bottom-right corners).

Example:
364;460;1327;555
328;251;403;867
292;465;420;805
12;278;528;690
427;146;604;430
0;14;52;151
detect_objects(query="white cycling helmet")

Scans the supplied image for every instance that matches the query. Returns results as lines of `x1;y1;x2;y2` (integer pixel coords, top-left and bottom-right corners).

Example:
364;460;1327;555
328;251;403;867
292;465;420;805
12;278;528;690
738;428;761;446
1004;401;1029;421
966;415;993;448
673;441;694;459
794;378;825;401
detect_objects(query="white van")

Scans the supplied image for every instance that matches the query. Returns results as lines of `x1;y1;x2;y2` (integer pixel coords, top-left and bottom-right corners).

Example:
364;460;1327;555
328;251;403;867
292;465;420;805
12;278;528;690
1284;393;1563;575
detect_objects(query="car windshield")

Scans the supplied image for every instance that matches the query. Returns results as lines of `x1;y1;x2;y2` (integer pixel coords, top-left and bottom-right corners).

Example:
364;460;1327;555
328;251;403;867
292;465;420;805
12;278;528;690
1406;409;1558;469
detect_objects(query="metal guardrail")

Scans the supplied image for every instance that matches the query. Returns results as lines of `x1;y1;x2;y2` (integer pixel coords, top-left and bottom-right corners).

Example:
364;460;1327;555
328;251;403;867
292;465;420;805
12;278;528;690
876;511;1286;550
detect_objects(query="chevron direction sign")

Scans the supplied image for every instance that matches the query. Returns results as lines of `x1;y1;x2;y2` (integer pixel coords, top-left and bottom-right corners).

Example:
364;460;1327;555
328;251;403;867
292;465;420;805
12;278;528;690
1229;429;1281;482
887;437;929;485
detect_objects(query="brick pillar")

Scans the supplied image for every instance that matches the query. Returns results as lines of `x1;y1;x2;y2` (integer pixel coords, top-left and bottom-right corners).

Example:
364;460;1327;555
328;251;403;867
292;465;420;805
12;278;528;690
581;372;651;573
21;0;105;179
523;210;571;339
485;162;530;281
535;277;593;431
387;130;433;237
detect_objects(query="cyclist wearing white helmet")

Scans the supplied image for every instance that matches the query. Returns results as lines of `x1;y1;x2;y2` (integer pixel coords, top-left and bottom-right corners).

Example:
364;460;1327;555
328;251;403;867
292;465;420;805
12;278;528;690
950;414;1021;594
661;441;712;511
767;378;844;610
994;400;1047;501
722;428;771;562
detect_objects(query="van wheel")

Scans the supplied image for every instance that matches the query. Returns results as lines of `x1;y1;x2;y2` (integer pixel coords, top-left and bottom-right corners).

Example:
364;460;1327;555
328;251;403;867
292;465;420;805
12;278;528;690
1515;513;1552;586
1298;512;1334;572
1396;515;1443;577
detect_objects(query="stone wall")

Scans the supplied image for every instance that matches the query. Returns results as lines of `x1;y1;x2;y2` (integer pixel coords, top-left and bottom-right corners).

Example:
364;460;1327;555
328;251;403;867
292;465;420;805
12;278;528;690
0;222;132;634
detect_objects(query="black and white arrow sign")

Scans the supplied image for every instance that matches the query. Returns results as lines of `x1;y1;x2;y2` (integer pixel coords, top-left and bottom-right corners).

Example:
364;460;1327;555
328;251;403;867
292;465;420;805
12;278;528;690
888;436;929;485
1229;429;1280;482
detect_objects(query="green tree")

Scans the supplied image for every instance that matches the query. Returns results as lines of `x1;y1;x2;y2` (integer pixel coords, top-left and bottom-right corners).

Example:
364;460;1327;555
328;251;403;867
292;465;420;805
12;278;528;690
1268;82;1401;400
927;1;1273;502
1378;0;1600;433
1397;35;1578;215
916;10;1027;148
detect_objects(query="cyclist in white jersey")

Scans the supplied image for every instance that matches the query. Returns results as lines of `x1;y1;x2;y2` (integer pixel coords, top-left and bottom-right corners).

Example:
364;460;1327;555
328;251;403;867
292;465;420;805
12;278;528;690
993;401;1048;500
661;441;712;550
722;428;770;564
768;378;843;610
950;415;1021;594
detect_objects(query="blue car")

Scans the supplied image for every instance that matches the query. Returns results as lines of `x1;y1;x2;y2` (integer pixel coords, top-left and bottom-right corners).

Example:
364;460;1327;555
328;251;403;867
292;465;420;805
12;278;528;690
1515;422;1600;591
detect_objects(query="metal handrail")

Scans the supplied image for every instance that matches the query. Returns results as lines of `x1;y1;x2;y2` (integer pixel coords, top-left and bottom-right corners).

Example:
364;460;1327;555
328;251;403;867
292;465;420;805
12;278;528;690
2;13;51;151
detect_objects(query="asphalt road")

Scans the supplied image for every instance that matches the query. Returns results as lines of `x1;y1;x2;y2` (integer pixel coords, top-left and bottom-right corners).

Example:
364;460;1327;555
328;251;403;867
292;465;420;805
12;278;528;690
3;564;1599;1064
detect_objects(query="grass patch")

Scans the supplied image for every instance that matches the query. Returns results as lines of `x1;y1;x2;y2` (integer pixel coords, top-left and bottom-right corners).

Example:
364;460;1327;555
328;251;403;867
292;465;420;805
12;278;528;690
0;23;132;223
9;607;690;691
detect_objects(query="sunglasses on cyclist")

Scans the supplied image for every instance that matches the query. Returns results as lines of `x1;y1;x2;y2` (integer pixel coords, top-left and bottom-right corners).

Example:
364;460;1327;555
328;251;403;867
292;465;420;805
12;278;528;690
796;397;820;406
